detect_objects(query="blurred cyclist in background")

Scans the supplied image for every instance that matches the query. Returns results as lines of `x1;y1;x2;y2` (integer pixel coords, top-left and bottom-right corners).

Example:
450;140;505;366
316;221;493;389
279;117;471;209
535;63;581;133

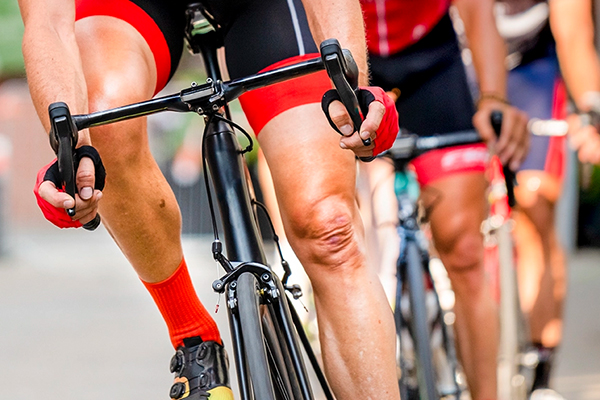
356;0;530;398
496;0;600;397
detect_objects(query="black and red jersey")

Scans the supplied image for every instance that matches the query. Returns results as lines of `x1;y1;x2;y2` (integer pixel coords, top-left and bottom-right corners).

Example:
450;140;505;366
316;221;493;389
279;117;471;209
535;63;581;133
361;0;451;56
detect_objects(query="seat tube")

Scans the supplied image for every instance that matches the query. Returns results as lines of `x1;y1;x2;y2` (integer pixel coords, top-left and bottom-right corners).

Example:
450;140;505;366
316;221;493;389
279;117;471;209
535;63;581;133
204;117;266;264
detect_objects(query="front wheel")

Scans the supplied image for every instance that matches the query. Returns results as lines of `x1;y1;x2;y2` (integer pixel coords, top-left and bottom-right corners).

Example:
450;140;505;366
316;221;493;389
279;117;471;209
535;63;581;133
236;272;304;400
397;241;438;400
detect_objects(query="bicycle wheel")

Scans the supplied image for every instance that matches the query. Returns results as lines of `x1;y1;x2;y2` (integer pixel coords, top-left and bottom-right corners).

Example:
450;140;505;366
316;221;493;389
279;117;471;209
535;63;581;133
236;272;303;400
398;241;438;400
496;222;529;400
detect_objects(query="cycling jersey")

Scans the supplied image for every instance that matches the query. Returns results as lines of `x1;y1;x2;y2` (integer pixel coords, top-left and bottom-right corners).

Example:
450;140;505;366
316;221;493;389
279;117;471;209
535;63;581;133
360;0;451;57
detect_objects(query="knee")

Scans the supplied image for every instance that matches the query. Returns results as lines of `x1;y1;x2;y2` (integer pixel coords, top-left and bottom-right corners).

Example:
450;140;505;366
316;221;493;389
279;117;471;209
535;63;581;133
87;84;150;168
435;223;485;291
287;195;363;273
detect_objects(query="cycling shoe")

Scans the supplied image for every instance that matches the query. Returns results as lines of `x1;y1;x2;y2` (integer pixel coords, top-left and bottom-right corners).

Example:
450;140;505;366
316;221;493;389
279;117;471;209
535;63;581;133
169;337;233;400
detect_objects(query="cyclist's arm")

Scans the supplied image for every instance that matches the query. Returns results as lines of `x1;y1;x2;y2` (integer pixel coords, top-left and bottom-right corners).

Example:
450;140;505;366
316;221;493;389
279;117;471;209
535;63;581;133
19;0;98;219
302;0;398;157
300;0;368;86
454;0;529;170
550;0;600;164
19;0;91;145
550;0;600;109
453;0;507;102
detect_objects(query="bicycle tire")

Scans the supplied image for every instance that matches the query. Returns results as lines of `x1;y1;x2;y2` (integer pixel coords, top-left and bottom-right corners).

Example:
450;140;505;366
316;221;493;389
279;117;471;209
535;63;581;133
397;240;438;400
236;272;302;400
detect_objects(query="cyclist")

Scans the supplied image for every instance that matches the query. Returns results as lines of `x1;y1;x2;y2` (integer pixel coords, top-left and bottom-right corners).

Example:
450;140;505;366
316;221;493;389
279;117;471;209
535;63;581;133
20;0;401;399
356;0;530;398
496;0;600;397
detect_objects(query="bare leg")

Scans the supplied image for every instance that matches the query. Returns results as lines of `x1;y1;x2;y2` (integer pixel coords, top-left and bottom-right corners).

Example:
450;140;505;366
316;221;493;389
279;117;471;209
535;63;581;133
76;17;183;283
74;17;224;352
258;104;400;400
426;172;498;400
514;171;566;348
356;159;400;302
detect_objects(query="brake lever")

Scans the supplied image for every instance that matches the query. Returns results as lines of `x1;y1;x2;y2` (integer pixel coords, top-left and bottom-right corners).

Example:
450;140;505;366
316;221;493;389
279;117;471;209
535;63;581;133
491;110;517;208
320;39;373;161
49;102;101;230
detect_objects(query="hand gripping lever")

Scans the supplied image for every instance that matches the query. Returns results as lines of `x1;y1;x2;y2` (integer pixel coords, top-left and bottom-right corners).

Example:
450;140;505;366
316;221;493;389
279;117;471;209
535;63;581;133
49;102;101;230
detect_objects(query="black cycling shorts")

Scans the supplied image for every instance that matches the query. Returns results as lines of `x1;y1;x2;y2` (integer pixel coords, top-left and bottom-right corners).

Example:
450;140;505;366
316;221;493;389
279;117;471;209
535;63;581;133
76;0;318;87
369;14;488;187
75;0;331;133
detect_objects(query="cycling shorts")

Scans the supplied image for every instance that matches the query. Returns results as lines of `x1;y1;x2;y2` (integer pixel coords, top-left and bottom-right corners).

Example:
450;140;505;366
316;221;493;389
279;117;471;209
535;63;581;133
507;49;567;179
75;0;332;134
369;13;487;187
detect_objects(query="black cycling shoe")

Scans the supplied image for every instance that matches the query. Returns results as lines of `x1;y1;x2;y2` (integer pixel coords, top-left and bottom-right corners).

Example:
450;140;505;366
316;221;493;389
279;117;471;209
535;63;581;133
169;337;233;400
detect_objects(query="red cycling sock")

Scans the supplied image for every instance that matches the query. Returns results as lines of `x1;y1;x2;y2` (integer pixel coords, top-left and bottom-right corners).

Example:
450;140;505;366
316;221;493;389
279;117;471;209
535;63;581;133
142;259;221;349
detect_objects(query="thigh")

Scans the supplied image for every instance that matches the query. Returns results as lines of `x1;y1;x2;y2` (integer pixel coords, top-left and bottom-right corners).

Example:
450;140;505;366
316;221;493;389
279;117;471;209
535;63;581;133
75;0;187;96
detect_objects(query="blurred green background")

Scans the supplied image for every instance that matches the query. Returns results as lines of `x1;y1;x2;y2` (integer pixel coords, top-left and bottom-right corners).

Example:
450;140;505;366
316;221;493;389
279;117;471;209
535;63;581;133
0;0;24;79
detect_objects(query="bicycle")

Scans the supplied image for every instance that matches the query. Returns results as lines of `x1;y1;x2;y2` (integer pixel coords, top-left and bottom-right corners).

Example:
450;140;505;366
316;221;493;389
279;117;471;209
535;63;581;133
46;4;365;399
484;115;573;400
382;128;491;400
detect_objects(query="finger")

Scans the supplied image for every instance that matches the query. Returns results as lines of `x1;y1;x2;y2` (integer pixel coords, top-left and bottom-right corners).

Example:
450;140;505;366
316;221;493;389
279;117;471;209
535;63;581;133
328;100;355;136
509;144;528;171
340;132;376;152
38;180;76;209
76;156;96;200
579;137;600;164
72;190;103;221
359;101;385;141
495;109;519;153
499;110;528;166
472;109;496;144
498;136;519;166
569;126;593;151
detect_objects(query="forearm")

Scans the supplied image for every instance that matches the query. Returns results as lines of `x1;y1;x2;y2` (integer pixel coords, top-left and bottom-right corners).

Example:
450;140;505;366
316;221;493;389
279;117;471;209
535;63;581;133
19;0;91;144
454;0;508;98
550;0;600;110
301;0;369;86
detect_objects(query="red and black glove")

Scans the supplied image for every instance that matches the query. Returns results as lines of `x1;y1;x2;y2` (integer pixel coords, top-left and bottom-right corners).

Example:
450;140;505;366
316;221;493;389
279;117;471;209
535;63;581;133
33;145;106;229
321;86;399;158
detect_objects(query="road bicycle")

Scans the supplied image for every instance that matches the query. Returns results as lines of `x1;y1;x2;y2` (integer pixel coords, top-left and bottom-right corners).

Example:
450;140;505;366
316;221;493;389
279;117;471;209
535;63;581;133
484;115;574;400
482;141;532;400
382;128;492;400
46;4;367;399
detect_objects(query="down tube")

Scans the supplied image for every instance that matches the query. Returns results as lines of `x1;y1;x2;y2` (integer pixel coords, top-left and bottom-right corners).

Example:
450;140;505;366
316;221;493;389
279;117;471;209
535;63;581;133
203;117;267;264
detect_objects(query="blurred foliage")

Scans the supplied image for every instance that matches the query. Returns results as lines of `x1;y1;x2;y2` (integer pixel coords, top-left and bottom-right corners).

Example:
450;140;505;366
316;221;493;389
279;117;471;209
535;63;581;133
0;0;25;78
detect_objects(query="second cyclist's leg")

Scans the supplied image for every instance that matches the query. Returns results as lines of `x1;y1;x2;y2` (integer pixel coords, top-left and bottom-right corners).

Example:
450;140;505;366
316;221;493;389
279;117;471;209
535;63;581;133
426;172;498;400
507;53;569;394
514;171;566;389
258;104;400;400
74;14;231;399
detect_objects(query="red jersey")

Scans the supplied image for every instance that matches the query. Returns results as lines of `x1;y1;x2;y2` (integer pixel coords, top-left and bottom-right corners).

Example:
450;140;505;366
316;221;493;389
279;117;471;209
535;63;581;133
361;0;451;56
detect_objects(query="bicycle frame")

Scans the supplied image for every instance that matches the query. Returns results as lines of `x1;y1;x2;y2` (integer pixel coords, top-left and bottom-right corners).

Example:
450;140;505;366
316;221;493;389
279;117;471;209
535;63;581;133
384;130;483;400
483;156;532;400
